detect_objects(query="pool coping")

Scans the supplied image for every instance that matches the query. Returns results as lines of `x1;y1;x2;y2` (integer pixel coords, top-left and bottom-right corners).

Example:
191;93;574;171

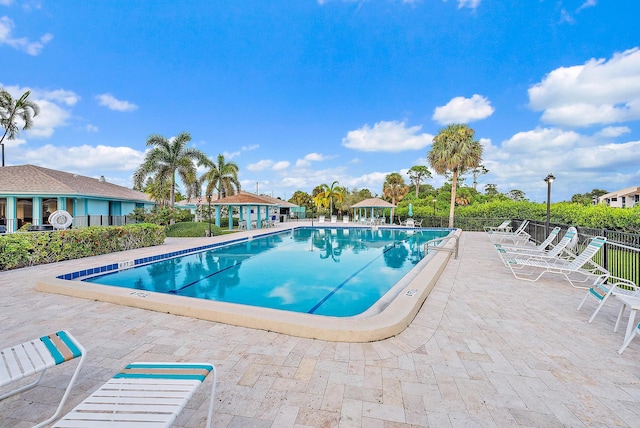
36;227;462;342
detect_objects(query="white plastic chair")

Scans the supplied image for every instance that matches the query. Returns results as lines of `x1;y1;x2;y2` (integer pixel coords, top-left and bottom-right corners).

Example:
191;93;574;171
53;361;217;428
1;330;86;428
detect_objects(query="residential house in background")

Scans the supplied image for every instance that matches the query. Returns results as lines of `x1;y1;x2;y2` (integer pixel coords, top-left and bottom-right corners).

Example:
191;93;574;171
597;186;640;208
0;165;154;233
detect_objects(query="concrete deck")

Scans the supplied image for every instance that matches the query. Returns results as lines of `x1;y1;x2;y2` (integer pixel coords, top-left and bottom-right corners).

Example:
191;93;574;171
1;230;639;427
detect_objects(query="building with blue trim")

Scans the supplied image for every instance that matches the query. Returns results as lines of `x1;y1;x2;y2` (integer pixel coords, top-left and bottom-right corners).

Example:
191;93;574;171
0;165;154;233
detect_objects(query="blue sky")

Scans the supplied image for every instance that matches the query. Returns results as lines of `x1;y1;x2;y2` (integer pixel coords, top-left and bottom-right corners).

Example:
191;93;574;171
1;0;639;202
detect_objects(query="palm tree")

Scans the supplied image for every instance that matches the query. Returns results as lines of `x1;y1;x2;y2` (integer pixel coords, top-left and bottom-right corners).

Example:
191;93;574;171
0;89;40;166
382;172;409;223
142;176;172;206
133;132;210;207
407;165;432;198
428;124;483;228
313;181;344;216
470;164;489;191
199;154;241;199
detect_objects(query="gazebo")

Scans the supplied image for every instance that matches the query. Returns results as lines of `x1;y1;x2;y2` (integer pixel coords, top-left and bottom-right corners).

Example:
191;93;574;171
212;191;278;231
350;198;396;223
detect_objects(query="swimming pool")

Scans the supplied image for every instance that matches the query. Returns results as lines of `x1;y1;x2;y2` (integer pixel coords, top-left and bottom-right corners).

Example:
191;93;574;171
37;225;461;342
81;227;451;317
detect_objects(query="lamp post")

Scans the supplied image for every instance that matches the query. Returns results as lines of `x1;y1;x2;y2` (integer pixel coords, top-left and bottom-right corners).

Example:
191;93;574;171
544;173;555;236
206;193;212;237
432;197;437;217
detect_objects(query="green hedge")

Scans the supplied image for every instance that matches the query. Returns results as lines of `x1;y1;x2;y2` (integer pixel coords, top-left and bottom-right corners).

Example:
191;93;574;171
0;223;165;271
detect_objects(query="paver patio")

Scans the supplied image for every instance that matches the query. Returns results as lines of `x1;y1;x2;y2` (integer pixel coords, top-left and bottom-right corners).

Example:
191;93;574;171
1;229;639;427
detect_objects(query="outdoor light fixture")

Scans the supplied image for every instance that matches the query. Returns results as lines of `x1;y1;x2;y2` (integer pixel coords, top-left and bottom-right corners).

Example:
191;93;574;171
206;193;212;237
432;197;437;217
544;173;555;236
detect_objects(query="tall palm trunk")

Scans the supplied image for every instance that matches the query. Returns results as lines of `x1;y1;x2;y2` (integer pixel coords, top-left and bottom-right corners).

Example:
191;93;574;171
449;170;458;228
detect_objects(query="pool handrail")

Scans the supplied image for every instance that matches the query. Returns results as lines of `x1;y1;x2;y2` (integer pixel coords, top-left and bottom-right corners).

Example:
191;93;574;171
424;234;459;259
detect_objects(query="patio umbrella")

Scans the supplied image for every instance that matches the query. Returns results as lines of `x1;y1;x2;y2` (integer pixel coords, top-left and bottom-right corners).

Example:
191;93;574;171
408;203;413;217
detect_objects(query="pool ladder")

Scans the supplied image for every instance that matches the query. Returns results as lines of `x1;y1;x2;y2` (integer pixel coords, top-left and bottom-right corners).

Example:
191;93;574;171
423;234;459;259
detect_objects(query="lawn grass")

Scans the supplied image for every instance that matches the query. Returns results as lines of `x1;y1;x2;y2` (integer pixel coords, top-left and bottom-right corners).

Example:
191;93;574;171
166;221;223;237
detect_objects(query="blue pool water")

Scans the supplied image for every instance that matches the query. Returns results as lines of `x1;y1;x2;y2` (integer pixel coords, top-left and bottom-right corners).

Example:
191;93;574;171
83;227;451;317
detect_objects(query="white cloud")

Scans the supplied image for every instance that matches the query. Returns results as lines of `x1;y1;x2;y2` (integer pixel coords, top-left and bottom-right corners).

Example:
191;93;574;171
0;84;80;138
272;161;290;170
96;93;138;112
432;94;494;124
17;144;145;177
85;124;99;133
571;140;640;169
24;100;70;138
559;9;575;24
223;144;259;160
35;88;79;106
483;126;640;201
528;48;640;127
577;0;597;12
304;152;327;162
456;0;480;9
342;120;432;152
0;15;52;55
595;126;630;138
295;152;330;168
247;159;274;171
501;127;581;153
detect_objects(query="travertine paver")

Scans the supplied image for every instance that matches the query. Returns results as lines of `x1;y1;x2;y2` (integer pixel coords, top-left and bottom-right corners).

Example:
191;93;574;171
1;230;639;427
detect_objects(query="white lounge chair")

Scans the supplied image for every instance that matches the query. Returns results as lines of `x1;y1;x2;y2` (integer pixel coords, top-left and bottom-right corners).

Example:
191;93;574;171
1;330;86;428
501;236;608;288
487;220;530;244
495;227;577;266
484;220;511;233
577;275;638;323
53;362;217;428
330;215;337;223
318;215;325;223
495;226;561;253
343;216;349;224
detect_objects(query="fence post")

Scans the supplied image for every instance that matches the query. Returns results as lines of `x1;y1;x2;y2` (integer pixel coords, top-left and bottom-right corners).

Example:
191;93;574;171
602;228;608;271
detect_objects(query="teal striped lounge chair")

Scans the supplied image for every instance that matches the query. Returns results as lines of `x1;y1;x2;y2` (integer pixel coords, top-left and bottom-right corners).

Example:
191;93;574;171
501;236;608;288
53;362;217;428
495;226;562;253
577;275;638;323
1;330;86;428
495;227;577;266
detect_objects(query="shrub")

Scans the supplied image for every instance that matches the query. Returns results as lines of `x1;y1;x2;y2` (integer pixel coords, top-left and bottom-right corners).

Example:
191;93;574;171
0;223;165;271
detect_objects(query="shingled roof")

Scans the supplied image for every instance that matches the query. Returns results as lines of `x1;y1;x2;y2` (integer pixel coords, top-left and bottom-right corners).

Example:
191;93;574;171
0;165;150;202
214;191;278;206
